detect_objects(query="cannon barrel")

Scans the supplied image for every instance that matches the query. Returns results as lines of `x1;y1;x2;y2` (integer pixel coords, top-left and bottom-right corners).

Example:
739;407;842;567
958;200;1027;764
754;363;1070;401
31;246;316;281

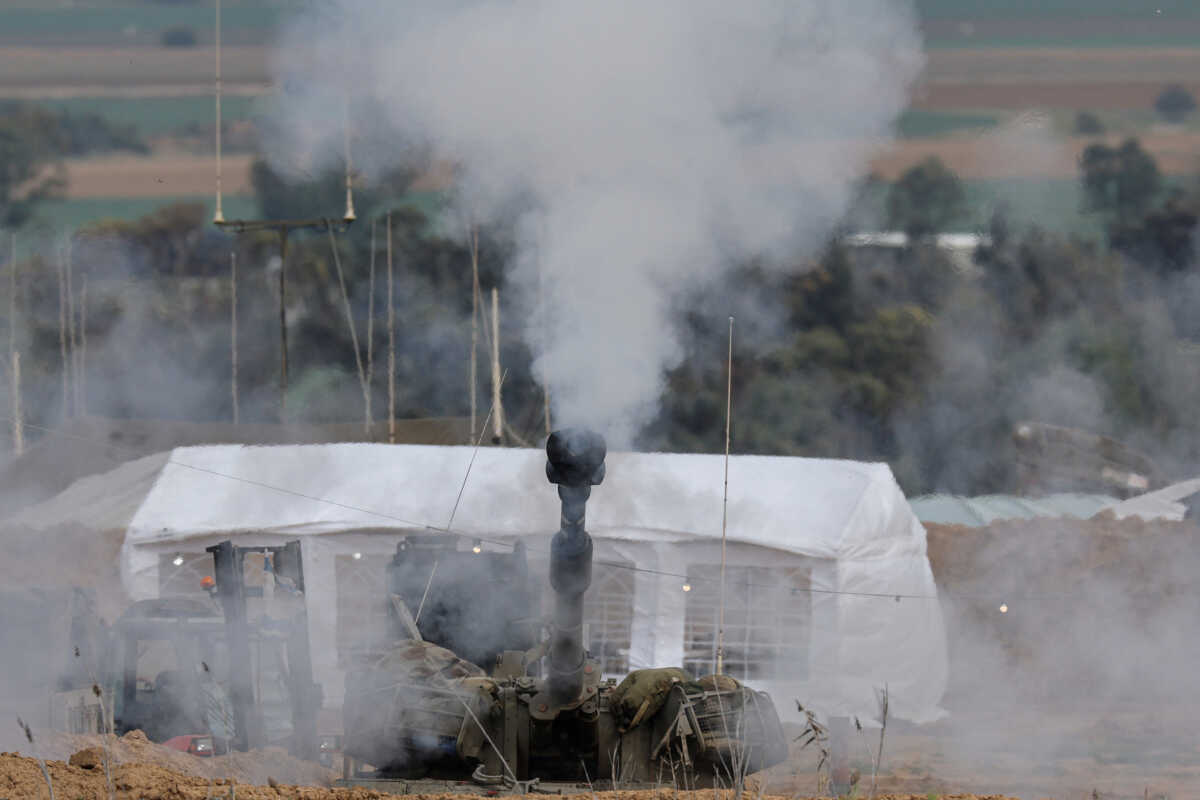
544;428;606;706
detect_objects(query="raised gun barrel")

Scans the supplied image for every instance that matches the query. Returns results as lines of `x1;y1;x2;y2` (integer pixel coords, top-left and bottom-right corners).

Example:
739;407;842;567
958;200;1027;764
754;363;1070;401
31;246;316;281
544;428;606;706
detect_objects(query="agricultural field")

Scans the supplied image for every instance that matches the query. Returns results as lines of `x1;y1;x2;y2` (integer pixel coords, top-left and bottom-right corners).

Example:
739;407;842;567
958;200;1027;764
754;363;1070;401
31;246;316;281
917;0;1200;48
27;94;260;137
0;44;268;92
0;3;1195;236
0;0;284;46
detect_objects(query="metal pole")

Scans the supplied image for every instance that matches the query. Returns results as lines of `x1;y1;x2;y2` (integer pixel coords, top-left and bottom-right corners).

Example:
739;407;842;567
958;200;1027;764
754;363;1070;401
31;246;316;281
278;227;289;422
716;316;733;676
365;219;376;434
231;251;239;424
6;233;13;368
79;274;87;416
387;213;396;443
9;350;21;456
7;233;17;453
490;287;503;444
56;245;68;420
469;226;479;443
343;98;356;222
65;238;77;417
213;0;224;223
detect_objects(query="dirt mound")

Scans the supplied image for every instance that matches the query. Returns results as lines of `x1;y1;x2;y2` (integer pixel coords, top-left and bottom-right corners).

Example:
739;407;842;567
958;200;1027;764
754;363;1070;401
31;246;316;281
38;729;335;788
0;751;382;799
0;747;1018;800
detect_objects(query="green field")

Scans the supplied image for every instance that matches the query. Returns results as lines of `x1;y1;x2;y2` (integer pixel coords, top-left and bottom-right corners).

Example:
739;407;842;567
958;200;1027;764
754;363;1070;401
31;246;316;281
19;95;260;137
0;2;285;45
918;0;1200;48
17;194;256;247
13;182;1108;257
925;33;1200;49
895;110;1002;139
916;0;1200;21
856;176;1105;238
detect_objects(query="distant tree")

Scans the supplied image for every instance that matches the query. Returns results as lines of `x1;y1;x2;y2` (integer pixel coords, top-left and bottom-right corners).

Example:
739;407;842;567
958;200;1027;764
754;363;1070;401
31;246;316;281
1073;111;1105;135
886;157;967;239
160;26;198;47
1080;138;1161;222
250;157;419;224
0;113;64;228
1108;189;1199;273
1154;84;1197;123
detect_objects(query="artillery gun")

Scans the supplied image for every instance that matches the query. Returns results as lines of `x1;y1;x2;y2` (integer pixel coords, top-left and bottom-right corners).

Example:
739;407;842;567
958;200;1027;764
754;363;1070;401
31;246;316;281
341;429;788;792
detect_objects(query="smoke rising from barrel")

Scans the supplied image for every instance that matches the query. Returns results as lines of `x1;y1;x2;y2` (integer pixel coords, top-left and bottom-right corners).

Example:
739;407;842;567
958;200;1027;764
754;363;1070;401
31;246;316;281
266;0;924;445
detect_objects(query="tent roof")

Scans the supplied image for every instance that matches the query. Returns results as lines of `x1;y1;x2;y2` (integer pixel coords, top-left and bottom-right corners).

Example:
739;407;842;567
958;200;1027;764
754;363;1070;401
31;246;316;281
15;443;924;560
0;415;470;513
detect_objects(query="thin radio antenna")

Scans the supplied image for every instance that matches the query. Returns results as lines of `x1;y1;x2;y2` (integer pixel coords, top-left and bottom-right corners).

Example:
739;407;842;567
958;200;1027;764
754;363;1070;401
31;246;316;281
213;0;224;224
343;97;356;222
716;315;733;676
208;0;353;420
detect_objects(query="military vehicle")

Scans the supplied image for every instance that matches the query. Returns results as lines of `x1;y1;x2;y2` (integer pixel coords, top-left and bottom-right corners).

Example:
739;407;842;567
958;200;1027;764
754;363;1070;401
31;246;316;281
52;540;321;760
341;429;788;793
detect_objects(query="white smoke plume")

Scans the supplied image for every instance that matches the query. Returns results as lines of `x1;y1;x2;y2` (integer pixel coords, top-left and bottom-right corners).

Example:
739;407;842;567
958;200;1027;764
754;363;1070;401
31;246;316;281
268;0;924;444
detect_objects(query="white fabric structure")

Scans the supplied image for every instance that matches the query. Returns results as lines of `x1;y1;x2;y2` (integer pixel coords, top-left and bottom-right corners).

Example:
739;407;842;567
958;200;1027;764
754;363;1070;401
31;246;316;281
13;443;947;724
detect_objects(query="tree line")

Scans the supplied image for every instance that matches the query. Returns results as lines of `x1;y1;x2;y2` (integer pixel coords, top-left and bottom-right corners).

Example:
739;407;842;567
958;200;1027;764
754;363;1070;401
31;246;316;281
3;127;1199;494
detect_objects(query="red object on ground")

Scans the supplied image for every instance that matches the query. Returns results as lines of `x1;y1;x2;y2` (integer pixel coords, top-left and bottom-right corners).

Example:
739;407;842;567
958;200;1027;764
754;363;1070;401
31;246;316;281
161;735;214;757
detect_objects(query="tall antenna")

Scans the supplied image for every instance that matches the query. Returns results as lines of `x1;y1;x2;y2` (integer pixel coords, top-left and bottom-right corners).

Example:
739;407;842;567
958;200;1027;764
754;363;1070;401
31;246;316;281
211;0;354;421
230;250;239;424
387;213;396;444
716;315;734;676
7;234;21;456
6;233;14;368
468;224;480;442
56;241;68;420
490;287;504;444
213;0;224;224
343;98;356;222
79;274;88;416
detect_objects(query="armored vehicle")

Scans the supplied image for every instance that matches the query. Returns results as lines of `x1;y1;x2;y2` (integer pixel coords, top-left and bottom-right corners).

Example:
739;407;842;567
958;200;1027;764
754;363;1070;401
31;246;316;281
341;429;788;792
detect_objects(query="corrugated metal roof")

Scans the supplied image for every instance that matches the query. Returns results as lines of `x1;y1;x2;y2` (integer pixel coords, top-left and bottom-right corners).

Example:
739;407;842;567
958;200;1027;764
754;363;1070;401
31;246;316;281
909;493;1117;527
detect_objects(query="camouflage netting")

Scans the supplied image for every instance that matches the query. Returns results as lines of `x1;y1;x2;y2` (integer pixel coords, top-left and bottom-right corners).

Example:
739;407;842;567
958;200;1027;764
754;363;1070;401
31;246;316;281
609;668;692;731
343;641;495;773
609;669;752;730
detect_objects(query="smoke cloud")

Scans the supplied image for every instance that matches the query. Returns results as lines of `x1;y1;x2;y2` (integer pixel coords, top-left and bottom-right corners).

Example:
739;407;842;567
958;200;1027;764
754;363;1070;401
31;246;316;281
267;0;924;444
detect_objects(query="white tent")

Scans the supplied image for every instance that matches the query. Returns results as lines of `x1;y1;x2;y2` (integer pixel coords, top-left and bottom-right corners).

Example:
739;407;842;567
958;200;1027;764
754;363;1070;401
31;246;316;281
10;443;947;723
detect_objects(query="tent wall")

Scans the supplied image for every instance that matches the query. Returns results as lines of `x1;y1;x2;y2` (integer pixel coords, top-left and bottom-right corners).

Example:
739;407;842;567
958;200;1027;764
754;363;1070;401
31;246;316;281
124;531;944;724
23;439;943;724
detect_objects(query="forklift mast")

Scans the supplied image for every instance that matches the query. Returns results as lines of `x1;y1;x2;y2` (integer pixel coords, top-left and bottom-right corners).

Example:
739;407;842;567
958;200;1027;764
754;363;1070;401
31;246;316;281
206;540;319;759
